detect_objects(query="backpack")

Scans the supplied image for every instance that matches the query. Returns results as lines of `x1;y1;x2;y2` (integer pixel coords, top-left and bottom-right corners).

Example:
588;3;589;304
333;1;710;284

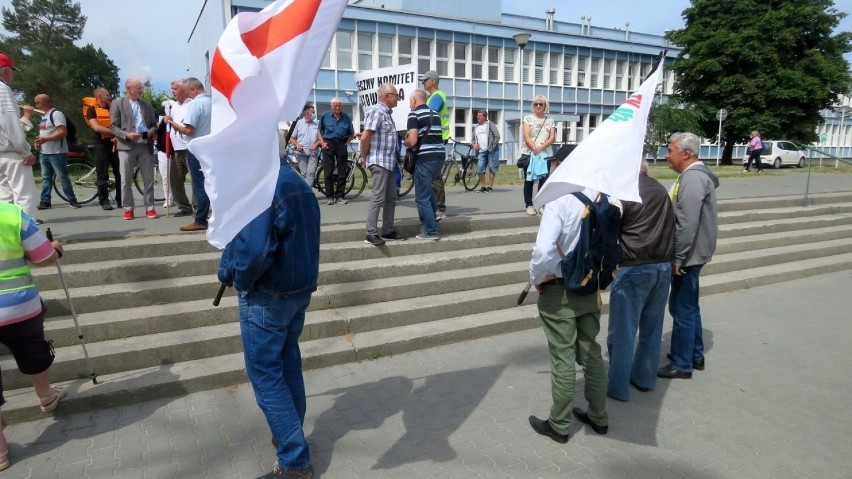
49;109;78;146
558;192;624;295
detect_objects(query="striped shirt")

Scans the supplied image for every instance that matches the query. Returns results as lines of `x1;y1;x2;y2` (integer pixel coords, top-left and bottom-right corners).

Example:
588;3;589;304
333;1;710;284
0;211;53;326
363;103;398;170
406;105;444;163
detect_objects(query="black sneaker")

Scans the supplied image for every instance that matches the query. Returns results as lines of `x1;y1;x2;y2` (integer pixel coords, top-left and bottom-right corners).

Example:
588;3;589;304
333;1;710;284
478;186;487;193
101;203;114;211
69;201;81;209
364;234;385;246
37;202;51;210
381;231;407;241
486;187;493;192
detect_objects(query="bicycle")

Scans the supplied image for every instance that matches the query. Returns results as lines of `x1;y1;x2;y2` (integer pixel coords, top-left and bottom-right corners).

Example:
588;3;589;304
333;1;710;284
54;146;166;204
443;139;480;191
314;144;368;200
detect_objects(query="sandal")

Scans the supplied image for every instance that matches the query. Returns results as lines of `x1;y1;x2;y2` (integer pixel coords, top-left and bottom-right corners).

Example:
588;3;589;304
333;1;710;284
39;388;65;413
0;449;9;471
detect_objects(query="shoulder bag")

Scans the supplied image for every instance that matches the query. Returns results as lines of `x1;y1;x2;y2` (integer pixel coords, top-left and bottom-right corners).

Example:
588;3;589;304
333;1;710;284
517;116;547;169
403;109;435;174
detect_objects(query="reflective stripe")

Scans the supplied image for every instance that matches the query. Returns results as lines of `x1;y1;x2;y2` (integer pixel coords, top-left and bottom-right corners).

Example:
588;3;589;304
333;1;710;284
0;257;27;270
0;274;33;291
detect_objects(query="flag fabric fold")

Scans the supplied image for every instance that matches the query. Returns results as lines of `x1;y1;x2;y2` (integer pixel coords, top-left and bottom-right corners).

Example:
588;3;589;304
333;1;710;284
188;0;347;249
533;56;666;207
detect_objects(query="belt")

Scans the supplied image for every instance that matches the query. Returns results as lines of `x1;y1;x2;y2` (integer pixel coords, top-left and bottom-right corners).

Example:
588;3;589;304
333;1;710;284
541;277;563;285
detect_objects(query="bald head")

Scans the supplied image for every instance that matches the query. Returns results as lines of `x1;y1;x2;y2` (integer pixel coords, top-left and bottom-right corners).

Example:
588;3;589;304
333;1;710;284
125;78;144;100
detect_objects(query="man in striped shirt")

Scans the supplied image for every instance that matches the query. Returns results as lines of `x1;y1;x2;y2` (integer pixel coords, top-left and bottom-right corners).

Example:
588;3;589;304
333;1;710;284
404;89;444;240
359;83;405;246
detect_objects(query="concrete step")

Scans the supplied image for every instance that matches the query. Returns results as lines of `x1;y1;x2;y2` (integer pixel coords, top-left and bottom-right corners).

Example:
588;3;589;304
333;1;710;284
4;251;852;424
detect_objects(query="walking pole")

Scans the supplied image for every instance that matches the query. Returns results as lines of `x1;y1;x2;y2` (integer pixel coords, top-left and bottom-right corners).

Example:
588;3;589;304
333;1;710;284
45;229;98;384
163;109;172;217
517;282;532;305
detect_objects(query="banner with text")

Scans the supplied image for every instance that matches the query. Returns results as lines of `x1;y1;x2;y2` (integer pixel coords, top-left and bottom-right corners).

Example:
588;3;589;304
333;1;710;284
354;64;416;129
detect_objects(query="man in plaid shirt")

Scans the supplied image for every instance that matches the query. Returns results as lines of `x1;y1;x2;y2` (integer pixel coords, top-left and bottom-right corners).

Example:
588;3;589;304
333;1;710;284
359;83;405;246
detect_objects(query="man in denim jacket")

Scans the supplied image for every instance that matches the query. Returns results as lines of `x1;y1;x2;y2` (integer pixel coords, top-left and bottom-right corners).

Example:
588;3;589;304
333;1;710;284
218;160;320;479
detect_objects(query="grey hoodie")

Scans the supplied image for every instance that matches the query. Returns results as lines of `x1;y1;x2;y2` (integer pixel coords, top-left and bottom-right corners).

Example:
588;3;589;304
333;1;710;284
673;162;720;268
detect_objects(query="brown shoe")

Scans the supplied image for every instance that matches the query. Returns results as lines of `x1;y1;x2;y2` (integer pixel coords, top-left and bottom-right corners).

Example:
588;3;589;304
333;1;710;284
180;222;208;232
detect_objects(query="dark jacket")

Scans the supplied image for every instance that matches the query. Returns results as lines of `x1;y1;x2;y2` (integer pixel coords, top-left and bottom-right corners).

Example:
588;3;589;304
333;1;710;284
217;161;320;295
620;173;675;266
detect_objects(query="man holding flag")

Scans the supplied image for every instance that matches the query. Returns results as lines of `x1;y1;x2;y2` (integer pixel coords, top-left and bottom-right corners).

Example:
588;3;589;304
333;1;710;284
187;1;348;476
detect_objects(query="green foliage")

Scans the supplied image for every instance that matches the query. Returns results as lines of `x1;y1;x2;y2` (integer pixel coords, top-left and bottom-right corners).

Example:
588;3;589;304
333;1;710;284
0;0;119;145
668;0;852;163
143;84;173;117
645;102;707;158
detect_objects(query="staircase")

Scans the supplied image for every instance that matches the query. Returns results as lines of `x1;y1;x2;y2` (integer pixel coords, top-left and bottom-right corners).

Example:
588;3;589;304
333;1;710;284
2;191;852;423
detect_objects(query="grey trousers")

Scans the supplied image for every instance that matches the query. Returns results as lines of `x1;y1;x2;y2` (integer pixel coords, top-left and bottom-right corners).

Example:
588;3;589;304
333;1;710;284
118;142;155;209
169;149;192;213
366;164;397;236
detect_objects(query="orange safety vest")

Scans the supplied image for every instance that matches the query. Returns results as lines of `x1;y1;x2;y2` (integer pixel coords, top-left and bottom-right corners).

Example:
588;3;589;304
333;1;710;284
82;97;114;139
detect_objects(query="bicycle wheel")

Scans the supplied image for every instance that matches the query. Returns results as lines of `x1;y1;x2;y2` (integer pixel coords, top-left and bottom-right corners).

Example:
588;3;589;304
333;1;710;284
314;165;327;195
462;156;480;191
346;166;367;199
134;165;165;202
399;170;415;198
55;161;98;204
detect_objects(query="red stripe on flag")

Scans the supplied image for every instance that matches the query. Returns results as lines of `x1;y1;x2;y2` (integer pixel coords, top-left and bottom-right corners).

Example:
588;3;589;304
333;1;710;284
211;47;241;102
241;0;321;58
625;94;642;108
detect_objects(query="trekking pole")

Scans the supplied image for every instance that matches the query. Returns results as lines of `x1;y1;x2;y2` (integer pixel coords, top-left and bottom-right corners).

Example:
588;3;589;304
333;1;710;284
45;229;98;384
517;282;532;305
213;283;227;306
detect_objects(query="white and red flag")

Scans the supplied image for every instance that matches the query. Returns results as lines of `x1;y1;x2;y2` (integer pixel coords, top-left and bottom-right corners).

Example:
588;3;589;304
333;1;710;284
188;0;347;249
533;55;666;206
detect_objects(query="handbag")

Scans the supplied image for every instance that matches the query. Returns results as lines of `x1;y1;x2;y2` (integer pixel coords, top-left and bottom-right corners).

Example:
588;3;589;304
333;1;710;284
517;116;548;168
403;109;435;174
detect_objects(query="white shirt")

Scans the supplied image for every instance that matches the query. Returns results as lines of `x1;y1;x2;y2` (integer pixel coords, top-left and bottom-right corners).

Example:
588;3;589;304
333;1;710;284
39;108;68;154
529;188;597;285
474;122;489;150
169;98;192;150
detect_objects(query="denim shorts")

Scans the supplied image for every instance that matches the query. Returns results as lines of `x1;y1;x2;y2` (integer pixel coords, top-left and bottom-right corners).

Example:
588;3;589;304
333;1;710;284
476;148;500;174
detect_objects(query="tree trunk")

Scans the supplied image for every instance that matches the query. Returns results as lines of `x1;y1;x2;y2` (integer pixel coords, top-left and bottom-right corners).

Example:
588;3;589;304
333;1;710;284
721;140;735;165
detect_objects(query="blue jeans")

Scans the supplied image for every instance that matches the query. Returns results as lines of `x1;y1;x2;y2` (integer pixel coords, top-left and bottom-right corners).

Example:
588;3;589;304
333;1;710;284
414;157;442;236
187;152;209;226
476;148;499;174
607;262;671;400
239;289;313;471
668;264;704;371
40;152;76;203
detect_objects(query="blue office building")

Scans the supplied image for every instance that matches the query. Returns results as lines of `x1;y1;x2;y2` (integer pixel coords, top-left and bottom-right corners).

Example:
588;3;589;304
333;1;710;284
188;0;677;156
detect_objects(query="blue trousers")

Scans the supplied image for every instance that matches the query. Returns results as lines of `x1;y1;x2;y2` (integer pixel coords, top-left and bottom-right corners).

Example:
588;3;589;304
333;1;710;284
239;289;313;471
606;262;671;400
668;264;704;372
414;158;443;236
187;151;209;226
40;152;76;203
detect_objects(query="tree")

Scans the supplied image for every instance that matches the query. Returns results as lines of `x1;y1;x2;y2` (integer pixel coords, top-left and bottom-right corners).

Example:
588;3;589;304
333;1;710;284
667;0;852;164
1;0;119;144
645;102;706;160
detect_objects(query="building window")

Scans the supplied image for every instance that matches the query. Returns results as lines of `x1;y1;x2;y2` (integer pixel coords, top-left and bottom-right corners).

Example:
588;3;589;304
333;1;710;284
505;48;515;82
589;114;598;130
488;47;500;80
322;46;331;69
399;37;413;65
577;57;587;87
357;32;374;71
590;58;600;88
603;60;612;89
549;52;561;85
454;43;468;78
454;108;469;140
615;61;624;90
336;31;353;70
418;38;432;74
436;41;449;76
534;51;545;84
563;54;574;86
521;49;530;83
378;34;393;68
472;45;484;80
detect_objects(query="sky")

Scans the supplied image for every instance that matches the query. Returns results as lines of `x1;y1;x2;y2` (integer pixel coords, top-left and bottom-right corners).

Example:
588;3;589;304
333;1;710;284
4;0;851;93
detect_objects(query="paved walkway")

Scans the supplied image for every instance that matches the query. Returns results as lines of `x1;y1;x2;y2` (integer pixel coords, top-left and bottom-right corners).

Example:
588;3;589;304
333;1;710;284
34;169;852;242
3;270;851;478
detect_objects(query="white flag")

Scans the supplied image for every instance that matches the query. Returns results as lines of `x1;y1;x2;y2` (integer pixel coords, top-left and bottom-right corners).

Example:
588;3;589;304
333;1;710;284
188;0;347;249
533;56;666;207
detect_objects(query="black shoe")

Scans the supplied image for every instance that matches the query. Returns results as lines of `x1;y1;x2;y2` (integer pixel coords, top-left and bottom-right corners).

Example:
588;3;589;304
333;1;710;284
478;186;487;193
667;353;704;371
487;187;493;192
528;416;569;444
174;210;193;217
35;219;44;225
37;202;51;210
381;231;407;241
100;203;113;211
69;201;81;209
630;380;651;392
364;234;385;246
572;408;608;435
266;462;314;478
657;363;692;379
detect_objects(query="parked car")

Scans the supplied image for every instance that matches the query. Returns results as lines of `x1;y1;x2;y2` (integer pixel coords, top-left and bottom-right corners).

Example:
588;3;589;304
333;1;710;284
742;140;807;169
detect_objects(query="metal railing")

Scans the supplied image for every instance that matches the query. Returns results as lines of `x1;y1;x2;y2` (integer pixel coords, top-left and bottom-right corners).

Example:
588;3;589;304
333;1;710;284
800;145;852;206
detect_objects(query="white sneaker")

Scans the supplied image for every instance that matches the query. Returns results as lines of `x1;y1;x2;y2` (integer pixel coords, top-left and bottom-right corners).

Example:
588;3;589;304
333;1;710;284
526;206;536;216
435;211;446;221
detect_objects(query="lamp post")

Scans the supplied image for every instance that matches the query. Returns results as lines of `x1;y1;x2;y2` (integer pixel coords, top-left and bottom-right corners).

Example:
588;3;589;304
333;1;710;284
513;32;531;165
836;105;852;167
